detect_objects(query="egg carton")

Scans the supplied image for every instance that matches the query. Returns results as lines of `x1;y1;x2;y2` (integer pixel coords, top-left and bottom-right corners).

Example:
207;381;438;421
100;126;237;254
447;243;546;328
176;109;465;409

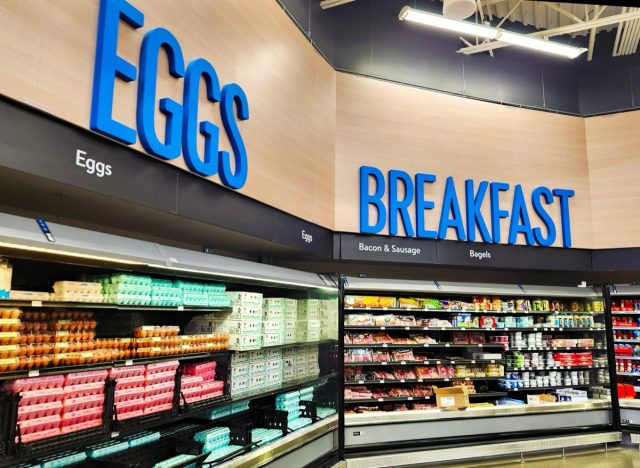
109;274;152;286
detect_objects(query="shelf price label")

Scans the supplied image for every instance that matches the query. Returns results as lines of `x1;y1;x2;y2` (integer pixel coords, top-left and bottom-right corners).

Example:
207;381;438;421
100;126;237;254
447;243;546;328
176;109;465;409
400;361;406;365
379;380;385;383
31;301;42;307
418;379;423;383
382;362;387;366
405;327;410;331
377;398;384;402
358;380;364;384
400;379;405;383
382;344;388;348
380;327;385;330
408;396;413;401
28;370;40;377
177;306;184;311
125;360;133;366
436;361;441;365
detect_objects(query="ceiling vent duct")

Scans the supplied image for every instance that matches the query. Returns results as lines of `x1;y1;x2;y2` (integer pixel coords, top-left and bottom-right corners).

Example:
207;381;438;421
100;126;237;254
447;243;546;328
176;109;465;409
443;0;477;20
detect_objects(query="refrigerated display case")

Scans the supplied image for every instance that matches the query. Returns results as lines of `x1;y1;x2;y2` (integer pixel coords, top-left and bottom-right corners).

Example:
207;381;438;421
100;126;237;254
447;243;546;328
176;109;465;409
342;277;613;455
0;212;339;468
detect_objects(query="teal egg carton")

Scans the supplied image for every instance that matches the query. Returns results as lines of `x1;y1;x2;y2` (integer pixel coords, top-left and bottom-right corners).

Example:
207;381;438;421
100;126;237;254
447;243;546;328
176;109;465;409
203;437;231;453
86;440;130;458
151;295;183;306
317;407;337;418
286;410;301;421
203;284;226;293
153;454;196;468
152;286;183;296
205;445;243;463
9;464;41;468
208;294;232;307
288;417;313;431
110;274;152;286
105;293;151;305
151;278;173;287
40;451;87;468
251;428;282;447
104;283;152;295
124;430;161;448
173;281;205;292
276;401;300;411
194;427;231;443
204;405;232;420
230;401;250;414
183;292;209;306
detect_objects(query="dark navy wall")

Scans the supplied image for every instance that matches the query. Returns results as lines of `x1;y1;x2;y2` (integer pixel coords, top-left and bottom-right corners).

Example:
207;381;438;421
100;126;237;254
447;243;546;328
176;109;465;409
278;0;639;116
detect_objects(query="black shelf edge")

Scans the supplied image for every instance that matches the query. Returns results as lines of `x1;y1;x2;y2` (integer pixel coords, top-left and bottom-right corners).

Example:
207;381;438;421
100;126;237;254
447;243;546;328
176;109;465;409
0;299;227;312
344;377;503;385
344;343;506;349
344;359;503;367
344;395;432;404
0;351;230;381
505;366;608;371
344;326;605;332
469;392;509;398
260;339;338;350
344;307;603;316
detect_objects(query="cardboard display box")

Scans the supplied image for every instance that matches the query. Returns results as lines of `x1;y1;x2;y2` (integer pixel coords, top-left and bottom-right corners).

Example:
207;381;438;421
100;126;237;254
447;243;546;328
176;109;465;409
435;386;469;410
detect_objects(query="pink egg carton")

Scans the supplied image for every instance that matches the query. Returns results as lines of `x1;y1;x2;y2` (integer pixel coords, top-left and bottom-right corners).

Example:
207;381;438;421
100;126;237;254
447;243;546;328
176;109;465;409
145;360;179;374
5;375;65;393
64;381;105;398
18;401;63;421
110;365;146;379
63;393;104;412
114;386;145;403
115;397;145;417
201;381;224;393
144;391;173;407
145;370;176;386
144;402;173;415
198;390;224;401
61;418;102;434
65;370;108;386
18;427;61;444
118;409;143;420
145;381;175;397
19;387;64;406
61;406;103;426
199;371;216;382
180;387;202;404
17;414;61;435
180;375;203;390
115;375;146;389
182;361;216;376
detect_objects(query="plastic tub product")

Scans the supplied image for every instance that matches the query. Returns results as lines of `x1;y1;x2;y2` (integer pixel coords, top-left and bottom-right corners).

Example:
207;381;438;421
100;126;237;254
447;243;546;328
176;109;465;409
114;386;145;403
145;369;176;385
40;450;87;468
110;365;146;379
19;387;64;406
5;375;65;393
61;406;103;427
18;401;63;421
62;393;104;412
115;374;146;390
125;430;161;448
18;414;61;435
144;402;173;415
153;454;197;468
145;381;175;397
64;369;108;386
146;360;179;374
87;440;130;458
64;381;105;398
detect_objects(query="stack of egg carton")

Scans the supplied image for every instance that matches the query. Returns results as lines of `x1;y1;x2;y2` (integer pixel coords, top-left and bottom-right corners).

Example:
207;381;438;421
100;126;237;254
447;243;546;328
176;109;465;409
102;274;152;305
174;281;209;307
262;298;285;347
303;345;320;378
320;299;339;340
276;389;312;431
194;426;239;458
229;351;250;396
220;292;263;351
149;278;182;306
111;365;147;420
283;299;298;344
296;299;321;343
282;346;305;382
144;360;178;415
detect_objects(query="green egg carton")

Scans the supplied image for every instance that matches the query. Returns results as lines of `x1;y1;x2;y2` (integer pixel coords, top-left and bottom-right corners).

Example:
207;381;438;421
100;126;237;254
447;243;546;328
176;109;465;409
151;296;183;307
202;284;226;293
110;274;152;286
151;278;173;287
104;283;152;295
208;294;231;307
173;281;205;292
183;292;209;306
106;293;151;305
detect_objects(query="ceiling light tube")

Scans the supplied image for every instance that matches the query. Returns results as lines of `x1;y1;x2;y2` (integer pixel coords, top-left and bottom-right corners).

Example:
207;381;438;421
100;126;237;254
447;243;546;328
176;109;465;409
147;264;338;291
498;31;587;59
0;241;145;265
399;6;588;59
399;6;498;39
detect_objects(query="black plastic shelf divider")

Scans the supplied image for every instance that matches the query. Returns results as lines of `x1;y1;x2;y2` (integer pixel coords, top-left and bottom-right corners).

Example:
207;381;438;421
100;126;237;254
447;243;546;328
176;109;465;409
344;358;503;367
344;376;503;385
344;307;602;316
344;326;605;333
344;395;432;404
344;343;506;349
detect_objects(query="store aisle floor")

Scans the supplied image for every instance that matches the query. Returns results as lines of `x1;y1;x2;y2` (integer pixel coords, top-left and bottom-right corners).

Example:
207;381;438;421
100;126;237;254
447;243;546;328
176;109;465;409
437;447;640;467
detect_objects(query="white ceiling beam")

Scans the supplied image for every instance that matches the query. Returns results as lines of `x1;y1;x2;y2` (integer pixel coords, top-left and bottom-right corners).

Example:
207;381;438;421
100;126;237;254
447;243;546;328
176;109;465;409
458;9;640;55
587;6;600;61
543;2;584;25
320;0;355;9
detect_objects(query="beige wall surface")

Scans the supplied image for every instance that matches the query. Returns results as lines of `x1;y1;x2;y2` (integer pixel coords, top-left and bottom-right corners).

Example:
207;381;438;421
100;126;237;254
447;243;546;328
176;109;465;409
586;111;640;249
335;73;594;248
0;0;336;228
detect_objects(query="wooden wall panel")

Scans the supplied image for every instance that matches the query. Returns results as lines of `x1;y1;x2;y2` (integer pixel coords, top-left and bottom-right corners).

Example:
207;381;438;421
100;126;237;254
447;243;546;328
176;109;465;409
0;0;336;228
335;73;594;248
586;111;640;249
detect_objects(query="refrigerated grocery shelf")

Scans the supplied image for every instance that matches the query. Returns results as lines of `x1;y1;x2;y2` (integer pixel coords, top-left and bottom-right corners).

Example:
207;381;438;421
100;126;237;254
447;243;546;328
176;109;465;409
344;358;502;367
505;384;593;392
0;299;227;312
345;307;602;315
612;311;640;315
344;326;605;332
345;395;432;404
615;356;640;360
617;372;640;377
613;327;640;330
469;391;508;398
345;377;503;385
344;343;506;349
614;340;640;344
506;347;604;352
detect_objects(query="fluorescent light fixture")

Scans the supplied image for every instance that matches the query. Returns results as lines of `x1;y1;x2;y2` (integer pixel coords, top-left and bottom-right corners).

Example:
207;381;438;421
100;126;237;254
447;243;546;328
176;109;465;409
399;6;498;40
399;6;588;59
0;241;145;265
499;31;587;59
147;264;338;291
